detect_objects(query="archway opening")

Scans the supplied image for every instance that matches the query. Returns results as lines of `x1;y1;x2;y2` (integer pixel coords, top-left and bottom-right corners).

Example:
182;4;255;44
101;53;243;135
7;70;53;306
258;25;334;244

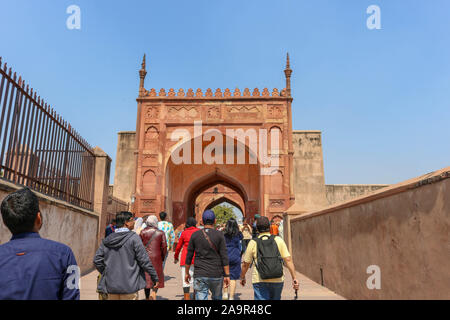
164;131;261;228
194;183;245;225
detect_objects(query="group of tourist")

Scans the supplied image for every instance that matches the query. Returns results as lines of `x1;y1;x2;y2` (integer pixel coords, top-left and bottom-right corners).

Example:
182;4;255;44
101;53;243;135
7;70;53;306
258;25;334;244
0;187;299;300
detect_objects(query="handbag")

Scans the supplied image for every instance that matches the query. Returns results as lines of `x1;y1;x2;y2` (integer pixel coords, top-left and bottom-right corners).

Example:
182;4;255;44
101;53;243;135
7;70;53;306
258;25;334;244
201;229;220;257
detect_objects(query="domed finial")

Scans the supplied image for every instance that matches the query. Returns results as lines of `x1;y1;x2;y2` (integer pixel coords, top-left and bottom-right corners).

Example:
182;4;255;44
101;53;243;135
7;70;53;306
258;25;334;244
284;52;292;97
142;54;146;70
139;54;148;94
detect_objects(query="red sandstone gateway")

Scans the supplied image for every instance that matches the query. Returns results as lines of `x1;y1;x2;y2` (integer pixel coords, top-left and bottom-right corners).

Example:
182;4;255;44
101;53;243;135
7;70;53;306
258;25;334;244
132;54;294;228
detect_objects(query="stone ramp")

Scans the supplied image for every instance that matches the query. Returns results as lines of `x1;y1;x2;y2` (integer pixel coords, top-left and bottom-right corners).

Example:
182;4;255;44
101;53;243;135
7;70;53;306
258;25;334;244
81;252;344;300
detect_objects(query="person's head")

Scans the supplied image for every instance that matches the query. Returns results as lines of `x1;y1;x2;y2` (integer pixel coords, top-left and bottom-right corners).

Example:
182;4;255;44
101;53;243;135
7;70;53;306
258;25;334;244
254;214;261;220
115;211;134;230
202;209;215;226
111;219;116;226
256;216;270;233
159;211;167;221
1;187;42;235
185;217;197;228
146;215;159;228
224;218;240;238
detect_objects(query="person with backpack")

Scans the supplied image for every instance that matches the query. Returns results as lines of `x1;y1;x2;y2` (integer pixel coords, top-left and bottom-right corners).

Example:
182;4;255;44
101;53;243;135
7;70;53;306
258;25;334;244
240;216;299;300
184;210;230;300
140;215;167;300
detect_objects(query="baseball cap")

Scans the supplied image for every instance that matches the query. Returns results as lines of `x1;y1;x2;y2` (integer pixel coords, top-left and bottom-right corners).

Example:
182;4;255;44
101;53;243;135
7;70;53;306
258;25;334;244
254;214;261;219
202;210;216;224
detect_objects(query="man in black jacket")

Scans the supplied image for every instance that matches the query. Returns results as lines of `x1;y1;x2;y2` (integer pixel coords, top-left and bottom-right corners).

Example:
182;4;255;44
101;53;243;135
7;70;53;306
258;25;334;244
185;210;230;300
94;211;159;300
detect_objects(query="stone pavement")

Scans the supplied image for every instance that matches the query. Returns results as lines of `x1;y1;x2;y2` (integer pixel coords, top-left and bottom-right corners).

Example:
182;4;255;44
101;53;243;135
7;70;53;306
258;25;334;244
81;252;344;300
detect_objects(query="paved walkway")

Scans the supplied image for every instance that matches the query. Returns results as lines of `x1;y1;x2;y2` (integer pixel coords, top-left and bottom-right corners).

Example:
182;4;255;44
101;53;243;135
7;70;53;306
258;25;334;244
81;252;344;300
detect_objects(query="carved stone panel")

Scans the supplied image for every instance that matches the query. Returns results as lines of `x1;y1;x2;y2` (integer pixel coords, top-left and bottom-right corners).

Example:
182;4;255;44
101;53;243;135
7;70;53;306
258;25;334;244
167;106;199;120
268;105;284;119
206;106;221;120
226;105;261;120
141;199;156;213
270;199;285;207
144;126;159;151
145;106;160;120
142;153;158;167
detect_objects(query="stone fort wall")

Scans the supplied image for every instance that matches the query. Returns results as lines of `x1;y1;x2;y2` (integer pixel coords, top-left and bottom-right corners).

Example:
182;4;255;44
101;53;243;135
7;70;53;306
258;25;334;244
287;167;450;299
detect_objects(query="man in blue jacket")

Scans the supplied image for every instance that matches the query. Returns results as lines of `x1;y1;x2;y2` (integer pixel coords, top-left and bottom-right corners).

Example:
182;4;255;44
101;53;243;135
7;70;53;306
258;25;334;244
0;187;80;300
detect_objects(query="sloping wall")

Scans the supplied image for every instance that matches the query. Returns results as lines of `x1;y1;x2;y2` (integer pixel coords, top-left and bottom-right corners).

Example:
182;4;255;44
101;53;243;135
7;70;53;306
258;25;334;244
289;167;450;299
0;180;99;275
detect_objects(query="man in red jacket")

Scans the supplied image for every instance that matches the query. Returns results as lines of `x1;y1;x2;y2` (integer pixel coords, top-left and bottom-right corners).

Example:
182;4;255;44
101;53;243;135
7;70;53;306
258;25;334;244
174;217;199;300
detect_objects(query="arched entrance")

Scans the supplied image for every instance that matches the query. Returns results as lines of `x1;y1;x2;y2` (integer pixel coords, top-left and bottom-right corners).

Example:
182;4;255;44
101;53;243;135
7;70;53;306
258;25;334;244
164;132;260;228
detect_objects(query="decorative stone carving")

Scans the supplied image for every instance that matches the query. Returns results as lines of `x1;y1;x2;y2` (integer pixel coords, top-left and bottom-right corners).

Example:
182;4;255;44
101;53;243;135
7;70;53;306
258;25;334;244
252;88;260;97
272;88;280;97
141;199;156;213
149;88;157;97
262;88;270;97
268;105;283;118
159;88;166;97
177;88;185;97
233;88;241;97
167;106;199;119
186;88;194;97
168;88;176;97
214;88;222;97
270;199;285;207
195;88;203;97
223;88;231;97
145;106;159;119
226;105;261;119
243;88;251;97
143;154;158;166
205;88;213;97
207;106;220;119
144;126;159;150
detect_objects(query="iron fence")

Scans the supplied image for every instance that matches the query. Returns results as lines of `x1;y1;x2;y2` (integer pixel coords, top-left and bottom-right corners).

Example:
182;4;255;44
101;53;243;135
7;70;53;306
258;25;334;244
0;57;95;210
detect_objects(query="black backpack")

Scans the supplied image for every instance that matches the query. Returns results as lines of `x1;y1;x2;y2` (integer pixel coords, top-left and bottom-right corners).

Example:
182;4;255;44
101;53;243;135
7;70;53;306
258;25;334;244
254;235;284;279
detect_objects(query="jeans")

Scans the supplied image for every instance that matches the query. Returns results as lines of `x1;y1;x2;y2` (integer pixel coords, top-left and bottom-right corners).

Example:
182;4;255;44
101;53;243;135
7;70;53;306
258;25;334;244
194;277;223;300
253;282;284;300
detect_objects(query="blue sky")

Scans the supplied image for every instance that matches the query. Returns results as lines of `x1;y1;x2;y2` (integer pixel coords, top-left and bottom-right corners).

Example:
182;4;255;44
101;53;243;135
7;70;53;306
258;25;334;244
0;0;449;185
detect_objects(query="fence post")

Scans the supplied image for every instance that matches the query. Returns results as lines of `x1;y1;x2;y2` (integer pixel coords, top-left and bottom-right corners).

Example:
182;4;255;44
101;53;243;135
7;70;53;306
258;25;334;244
92;146;111;247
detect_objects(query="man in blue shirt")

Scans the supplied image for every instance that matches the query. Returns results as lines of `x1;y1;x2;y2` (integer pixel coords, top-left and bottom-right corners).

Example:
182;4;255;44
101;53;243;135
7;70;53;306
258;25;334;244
0;187;80;300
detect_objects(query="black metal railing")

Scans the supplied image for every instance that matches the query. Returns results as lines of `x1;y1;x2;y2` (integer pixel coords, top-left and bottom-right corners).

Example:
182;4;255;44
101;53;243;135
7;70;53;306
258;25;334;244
0;57;95;210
